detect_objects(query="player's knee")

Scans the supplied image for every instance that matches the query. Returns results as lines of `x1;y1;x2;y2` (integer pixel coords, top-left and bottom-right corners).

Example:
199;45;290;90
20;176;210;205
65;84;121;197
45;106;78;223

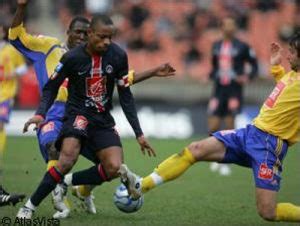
57;152;77;174
187;141;206;160
257;204;276;221
103;161;121;179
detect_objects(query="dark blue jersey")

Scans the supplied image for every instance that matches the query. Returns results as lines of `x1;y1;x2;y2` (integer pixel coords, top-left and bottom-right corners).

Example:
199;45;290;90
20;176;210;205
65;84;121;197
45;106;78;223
36;43;143;137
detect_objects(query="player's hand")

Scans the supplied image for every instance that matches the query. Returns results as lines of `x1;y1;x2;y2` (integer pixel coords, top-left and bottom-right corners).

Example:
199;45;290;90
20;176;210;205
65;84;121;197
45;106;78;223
235;75;248;85
270;42;282;66
17;0;28;5
153;63;176;77
137;135;156;157
23;115;44;133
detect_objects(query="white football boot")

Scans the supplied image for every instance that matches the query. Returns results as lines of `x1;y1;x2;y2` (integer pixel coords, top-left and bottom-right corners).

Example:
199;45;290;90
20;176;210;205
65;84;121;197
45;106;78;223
16;206;34;219
52;184;70;219
118;164;142;200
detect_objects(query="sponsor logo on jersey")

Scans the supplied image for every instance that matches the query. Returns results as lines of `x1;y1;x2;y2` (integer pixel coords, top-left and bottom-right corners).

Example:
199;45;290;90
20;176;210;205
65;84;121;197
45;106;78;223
264;81;286;108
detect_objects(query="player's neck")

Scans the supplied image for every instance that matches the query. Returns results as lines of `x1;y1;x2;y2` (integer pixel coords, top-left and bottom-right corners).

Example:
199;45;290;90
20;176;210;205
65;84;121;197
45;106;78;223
86;43;100;56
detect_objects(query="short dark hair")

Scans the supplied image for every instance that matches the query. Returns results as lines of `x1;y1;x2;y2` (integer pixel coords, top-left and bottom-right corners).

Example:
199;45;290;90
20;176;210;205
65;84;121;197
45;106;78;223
289;31;300;57
68;16;90;30
90;14;114;29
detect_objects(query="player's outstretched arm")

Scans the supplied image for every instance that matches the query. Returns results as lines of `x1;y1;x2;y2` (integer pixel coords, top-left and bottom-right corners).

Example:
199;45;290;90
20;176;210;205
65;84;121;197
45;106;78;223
132;63;176;84
11;0;28;28
270;42;285;81
270;42;282;66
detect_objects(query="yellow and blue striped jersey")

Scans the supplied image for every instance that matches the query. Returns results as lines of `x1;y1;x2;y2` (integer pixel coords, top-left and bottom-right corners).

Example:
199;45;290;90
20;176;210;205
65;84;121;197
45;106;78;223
253;65;300;146
8;23;68;102
0;42;27;102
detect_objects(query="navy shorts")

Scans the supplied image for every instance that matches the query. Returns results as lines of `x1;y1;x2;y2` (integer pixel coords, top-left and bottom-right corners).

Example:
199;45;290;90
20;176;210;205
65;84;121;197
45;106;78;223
56;114;122;154
213;124;288;191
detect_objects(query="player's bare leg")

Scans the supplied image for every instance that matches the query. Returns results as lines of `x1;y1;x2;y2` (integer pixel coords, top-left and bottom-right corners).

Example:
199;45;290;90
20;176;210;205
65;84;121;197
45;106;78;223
57;146;123;216
17;137;81;219
256;188;300;222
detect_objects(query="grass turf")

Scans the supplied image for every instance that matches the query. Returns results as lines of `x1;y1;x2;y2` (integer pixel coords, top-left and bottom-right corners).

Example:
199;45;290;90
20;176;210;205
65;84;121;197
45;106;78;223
1;136;299;226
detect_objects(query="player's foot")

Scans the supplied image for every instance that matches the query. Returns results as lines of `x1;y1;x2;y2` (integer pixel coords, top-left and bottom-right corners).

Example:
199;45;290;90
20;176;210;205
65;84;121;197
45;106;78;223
219;164;232;176
118;164;142;200
16;206;34;219
52;184;70;219
0;186;25;206
71;186;96;214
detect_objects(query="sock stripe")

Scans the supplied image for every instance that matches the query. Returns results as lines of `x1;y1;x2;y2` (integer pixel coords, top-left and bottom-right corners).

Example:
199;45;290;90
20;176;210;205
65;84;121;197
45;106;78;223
98;165;108;181
49;167;62;183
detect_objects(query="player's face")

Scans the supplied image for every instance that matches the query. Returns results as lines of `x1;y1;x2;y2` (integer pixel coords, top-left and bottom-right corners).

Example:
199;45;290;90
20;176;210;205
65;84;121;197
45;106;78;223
67;21;89;49
87;23;115;54
287;45;300;71
222;18;236;38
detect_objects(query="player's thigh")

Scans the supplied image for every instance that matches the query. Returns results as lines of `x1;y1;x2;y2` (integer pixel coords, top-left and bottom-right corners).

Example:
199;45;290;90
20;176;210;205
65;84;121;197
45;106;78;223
187;136;226;162
89;127;123;177
255;187;277;220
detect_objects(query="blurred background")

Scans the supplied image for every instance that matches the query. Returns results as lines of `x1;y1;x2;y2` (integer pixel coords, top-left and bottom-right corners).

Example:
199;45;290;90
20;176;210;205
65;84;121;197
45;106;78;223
1;0;300;138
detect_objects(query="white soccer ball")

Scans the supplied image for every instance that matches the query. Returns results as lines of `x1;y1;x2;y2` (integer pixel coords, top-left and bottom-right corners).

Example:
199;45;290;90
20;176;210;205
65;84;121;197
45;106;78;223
113;184;144;213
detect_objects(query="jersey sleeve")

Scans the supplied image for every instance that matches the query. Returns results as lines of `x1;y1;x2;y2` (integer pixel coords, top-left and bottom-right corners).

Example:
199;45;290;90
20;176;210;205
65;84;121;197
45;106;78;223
8;23;61;62
116;52;143;137
116;51;130;88
270;65;285;82
36;53;71;116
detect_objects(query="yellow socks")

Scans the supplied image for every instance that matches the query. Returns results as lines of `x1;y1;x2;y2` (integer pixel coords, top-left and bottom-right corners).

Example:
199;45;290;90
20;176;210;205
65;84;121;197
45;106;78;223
78;185;92;197
47;160;58;171
142;147;196;193
275;203;300;222
0;130;6;155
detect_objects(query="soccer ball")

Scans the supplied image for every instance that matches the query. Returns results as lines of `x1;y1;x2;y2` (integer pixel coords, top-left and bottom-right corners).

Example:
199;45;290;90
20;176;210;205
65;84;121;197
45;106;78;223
113;184;144;213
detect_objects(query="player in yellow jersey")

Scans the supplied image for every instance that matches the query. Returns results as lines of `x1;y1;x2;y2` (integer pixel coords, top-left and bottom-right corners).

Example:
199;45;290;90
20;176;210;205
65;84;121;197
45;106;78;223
11;0;175;217
0;22;27;207
120;33;300;222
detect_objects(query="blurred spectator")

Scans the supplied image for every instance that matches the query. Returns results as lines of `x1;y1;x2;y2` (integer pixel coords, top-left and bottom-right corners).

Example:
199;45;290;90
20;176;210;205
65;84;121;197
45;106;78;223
183;43;202;67
255;0;280;12
128;1;150;29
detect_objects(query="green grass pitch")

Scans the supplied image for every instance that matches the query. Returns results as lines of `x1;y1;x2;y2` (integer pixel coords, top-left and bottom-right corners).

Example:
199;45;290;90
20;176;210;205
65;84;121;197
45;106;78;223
1;136;299;226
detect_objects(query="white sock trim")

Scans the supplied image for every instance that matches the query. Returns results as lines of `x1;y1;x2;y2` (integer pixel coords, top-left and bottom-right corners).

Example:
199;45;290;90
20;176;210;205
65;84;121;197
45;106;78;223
25;199;36;210
150;172;163;185
64;174;73;186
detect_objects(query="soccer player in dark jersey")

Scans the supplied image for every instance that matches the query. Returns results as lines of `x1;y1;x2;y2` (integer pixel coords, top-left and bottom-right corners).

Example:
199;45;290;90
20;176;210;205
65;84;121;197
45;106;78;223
11;0;175;217
16;14;158;219
208;17;258;175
